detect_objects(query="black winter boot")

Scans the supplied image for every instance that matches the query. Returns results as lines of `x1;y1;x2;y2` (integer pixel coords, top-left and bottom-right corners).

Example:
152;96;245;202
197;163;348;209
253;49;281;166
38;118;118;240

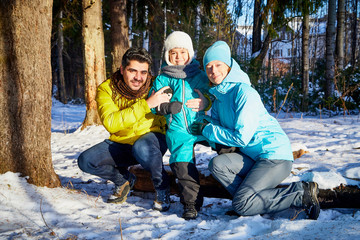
182;203;198;220
302;181;320;220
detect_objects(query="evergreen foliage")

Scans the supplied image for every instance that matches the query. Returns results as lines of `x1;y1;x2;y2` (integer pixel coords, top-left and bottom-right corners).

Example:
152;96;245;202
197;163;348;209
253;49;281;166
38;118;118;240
50;0;359;115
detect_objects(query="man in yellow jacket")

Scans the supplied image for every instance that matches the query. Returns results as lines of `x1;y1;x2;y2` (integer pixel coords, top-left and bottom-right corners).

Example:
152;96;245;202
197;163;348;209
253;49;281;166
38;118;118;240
78;48;172;212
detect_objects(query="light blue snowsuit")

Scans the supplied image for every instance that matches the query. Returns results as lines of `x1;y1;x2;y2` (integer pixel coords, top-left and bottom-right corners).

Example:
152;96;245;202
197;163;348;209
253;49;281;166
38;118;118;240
150;60;211;206
151;60;210;165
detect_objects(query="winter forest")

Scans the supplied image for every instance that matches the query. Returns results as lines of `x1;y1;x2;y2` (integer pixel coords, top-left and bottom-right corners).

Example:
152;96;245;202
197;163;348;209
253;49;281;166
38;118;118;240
48;0;360;114
1;0;360;239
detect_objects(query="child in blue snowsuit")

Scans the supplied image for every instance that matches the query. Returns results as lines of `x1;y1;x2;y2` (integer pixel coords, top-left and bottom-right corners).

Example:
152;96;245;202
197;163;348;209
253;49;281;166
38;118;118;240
150;31;211;219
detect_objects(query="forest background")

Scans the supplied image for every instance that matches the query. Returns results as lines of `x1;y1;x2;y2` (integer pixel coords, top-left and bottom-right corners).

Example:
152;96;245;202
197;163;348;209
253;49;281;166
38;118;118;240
52;0;360;115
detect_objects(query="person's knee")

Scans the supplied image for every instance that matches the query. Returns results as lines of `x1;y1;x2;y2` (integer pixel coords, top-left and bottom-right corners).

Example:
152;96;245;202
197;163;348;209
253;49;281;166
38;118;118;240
77;152;96;173
232;186;256;216
77;152;87;172
232;199;247;216
208;155;229;175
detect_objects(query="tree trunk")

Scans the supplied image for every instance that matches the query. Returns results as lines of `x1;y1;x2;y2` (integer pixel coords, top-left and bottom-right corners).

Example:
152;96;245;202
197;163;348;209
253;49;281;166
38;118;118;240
110;0;129;74
57;10;67;104
250;33;272;83
325;0;336;99
302;9;310;112
351;0;358;67
311;17;319;84
158;2;167;76
142;6;149;50
194;5;201;57
0;0;61;187
81;0;106;129
336;0;345;71
252;0;262;55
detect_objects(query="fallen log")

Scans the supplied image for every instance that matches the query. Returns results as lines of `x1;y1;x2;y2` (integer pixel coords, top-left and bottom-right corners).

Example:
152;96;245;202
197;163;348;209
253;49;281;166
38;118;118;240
129;165;360;209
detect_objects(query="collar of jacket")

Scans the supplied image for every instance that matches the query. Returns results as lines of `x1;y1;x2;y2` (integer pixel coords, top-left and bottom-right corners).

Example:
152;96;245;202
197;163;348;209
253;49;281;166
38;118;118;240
161;60;201;79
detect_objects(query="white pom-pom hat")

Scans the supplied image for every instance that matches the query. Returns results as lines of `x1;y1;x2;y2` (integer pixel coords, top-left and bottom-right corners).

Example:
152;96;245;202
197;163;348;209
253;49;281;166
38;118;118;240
164;31;194;66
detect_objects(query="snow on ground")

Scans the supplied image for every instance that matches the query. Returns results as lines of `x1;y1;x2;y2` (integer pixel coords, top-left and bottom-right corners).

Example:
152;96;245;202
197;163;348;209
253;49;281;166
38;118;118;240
1;99;360;240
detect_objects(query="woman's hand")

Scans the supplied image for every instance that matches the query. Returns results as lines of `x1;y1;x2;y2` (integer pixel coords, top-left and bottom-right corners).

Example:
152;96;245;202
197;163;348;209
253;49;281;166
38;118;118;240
185;89;209;112
146;86;171;109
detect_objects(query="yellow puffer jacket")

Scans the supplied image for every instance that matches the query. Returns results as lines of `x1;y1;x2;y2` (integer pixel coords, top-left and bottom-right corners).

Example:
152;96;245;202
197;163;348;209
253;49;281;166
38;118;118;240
96;79;166;145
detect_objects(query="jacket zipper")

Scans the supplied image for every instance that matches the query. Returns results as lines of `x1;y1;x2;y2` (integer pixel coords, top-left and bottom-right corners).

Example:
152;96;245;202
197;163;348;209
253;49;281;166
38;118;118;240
182;79;190;133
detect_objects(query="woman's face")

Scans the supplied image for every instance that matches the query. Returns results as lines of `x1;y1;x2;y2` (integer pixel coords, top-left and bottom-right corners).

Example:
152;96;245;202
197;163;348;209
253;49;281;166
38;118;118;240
169;48;189;65
205;60;230;85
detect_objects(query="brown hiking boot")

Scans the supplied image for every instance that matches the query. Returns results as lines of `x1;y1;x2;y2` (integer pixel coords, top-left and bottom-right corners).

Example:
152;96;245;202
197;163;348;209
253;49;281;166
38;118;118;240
107;181;130;204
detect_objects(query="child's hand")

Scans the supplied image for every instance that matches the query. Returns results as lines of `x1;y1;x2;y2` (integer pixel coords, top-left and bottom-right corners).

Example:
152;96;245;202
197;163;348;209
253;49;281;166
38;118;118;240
146;86;171;108
185;89;209;112
157;101;183;115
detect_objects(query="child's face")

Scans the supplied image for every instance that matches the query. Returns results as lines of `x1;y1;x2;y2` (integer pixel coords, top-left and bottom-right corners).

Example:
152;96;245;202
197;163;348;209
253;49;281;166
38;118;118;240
169;48;189;65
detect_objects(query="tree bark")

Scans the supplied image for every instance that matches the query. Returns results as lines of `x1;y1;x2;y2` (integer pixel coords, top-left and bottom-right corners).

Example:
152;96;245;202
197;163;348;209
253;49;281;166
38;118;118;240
336;0;345;71
0;0;61;187
57;10;67;104
194;5;201;56
302;9;310;112
110;0;129;74
325;0;336;99
351;0;358;67
81;0;106;129
252;0;262;55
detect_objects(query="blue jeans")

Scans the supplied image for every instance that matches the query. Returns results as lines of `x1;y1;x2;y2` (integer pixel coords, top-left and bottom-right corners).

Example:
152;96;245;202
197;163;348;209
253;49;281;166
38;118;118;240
209;152;304;216
78;132;169;190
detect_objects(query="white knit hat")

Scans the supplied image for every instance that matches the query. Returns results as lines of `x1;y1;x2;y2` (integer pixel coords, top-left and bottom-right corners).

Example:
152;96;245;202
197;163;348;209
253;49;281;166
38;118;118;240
164;31;194;66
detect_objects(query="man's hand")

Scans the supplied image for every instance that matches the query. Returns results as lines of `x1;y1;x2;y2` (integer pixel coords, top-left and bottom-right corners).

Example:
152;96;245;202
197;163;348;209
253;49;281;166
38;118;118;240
185;89;209;112
146;86;171;109
190;120;209;135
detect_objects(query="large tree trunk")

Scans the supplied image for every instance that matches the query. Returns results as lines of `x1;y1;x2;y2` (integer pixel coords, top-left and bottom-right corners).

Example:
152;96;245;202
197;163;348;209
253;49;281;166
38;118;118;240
0;0;61;187
301;9;310;112
110;0;129;74
81;0;106;129
336;0;345;71
325;0;337;99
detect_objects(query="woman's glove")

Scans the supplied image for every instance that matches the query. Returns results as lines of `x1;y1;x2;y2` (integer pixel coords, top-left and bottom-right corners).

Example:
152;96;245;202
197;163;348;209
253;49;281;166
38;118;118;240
214;143;238;154
190;120;209;135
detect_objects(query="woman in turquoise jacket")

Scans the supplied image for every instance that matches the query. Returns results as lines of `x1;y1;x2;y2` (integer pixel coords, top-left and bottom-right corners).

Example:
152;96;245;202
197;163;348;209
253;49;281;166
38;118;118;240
192;41;321;220
150;31;211;220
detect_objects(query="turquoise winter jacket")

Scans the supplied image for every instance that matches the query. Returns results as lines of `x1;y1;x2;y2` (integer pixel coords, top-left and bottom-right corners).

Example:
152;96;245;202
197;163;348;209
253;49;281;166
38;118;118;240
201;59;294;161
150;60;211;164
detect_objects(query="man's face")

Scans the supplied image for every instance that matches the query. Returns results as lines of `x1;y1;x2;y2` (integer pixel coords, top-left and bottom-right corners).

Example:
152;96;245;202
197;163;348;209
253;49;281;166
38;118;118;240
120;60;149;91
205;60;230;85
